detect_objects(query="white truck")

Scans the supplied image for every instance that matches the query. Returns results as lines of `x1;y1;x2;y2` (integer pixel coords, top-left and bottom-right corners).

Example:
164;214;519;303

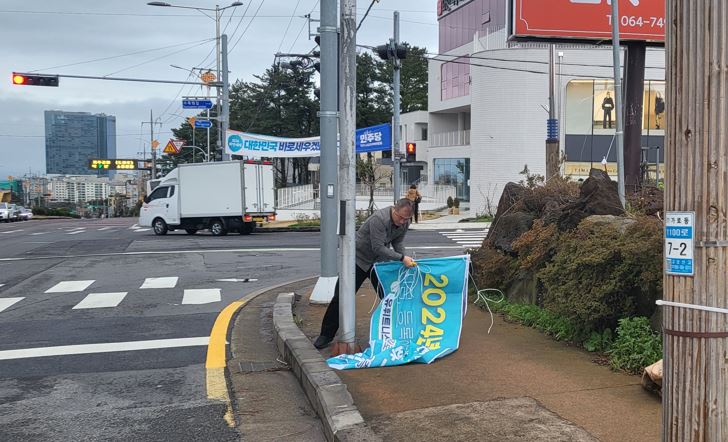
139;161;276;236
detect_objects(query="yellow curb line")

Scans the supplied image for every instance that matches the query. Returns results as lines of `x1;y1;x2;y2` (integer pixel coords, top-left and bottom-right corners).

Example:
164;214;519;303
205;300;245;427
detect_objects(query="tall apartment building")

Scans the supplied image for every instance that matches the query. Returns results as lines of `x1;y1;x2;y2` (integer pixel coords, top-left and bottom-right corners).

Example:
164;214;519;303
423;0;665;213
48;176;110;203
45;111;117;176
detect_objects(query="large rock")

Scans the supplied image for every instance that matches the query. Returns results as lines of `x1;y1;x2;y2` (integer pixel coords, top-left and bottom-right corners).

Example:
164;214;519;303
558;169;624;230
488;212;536;254
486;182;526;242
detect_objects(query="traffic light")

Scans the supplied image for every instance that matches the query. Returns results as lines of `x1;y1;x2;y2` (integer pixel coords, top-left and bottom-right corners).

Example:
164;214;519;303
406;142;416;161
12;73;59;87
374;43;407;61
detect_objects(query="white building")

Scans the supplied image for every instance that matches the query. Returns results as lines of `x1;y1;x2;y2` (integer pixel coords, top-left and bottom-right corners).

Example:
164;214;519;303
420;0;665;215
49;176;110;203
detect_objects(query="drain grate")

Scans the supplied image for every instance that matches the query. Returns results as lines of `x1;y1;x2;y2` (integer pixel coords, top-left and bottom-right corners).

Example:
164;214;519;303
237;360;288;373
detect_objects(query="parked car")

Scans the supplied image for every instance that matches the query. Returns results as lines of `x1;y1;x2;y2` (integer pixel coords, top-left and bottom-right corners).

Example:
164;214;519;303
0;202;11;222
18;207;33;220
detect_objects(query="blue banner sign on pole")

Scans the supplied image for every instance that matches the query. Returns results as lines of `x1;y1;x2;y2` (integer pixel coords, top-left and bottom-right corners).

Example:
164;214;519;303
327;255;471;370
356;123;392;153
194;120;212;129
182;99;213;109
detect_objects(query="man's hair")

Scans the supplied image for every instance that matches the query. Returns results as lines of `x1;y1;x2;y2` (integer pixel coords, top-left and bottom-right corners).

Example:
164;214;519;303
394;198;414;212
409;184;417;189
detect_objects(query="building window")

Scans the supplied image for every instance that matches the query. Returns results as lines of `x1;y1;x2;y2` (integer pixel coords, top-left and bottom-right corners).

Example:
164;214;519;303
421;127;428;140
440;58;470;101
433;158;470;202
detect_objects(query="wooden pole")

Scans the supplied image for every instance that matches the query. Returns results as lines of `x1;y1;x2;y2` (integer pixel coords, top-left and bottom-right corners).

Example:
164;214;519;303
664;1;728;440
624;41;646;192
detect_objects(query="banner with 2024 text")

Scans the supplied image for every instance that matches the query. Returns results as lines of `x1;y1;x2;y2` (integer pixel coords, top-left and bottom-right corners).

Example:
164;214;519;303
327;255;470;370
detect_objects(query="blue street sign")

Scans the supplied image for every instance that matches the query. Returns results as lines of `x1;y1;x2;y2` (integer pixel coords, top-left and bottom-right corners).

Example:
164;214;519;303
356;123;392;153
182;99;213;109
194;120;212;128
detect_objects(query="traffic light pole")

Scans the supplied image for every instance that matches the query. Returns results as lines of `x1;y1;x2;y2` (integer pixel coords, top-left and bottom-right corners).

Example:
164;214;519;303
309;0;339;304
392;11;402;204
150;110;157;179
221;34;230;161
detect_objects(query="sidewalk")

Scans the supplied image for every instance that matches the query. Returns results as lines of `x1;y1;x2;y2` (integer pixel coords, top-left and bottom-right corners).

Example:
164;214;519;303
292;282;661;441
410;210;490;231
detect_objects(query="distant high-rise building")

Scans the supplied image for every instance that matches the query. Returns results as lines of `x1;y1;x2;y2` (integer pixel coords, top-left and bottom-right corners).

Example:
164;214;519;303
45;111;117;176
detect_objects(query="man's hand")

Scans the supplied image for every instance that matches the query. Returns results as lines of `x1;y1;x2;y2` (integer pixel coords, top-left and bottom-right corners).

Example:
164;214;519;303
402;256;417;268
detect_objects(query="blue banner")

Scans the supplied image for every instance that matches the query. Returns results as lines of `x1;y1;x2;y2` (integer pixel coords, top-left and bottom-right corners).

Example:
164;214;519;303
327;255;470;370
356;123;392;153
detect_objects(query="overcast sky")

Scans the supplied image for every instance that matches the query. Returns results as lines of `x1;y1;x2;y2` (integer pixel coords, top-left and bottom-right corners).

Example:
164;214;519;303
0;0;438;178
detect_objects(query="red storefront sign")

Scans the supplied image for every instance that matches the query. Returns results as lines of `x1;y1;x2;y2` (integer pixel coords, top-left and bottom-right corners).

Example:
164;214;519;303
511;0;665;43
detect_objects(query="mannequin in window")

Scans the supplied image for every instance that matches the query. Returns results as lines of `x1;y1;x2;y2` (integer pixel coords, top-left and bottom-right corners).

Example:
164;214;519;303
654;94;665;129
602;92;615;129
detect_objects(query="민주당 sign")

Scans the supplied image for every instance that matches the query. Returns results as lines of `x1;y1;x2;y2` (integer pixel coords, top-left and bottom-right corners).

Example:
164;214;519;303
327;255;470;370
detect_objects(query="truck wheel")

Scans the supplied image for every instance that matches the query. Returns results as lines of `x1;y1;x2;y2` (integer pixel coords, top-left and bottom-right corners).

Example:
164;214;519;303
185;229;198;235
210;219;227;236
239;222;255;235
153;218;168;235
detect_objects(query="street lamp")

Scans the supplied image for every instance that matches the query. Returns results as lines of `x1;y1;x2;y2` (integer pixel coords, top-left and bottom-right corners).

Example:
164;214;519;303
147;1;242;162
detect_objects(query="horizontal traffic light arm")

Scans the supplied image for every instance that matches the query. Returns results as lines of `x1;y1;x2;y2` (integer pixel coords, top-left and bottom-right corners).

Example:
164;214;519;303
12;72;216;87
12;73;59;87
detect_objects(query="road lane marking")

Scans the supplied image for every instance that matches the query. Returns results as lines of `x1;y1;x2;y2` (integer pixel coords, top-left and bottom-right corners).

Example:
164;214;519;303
0;284;4;288
72;292;128;309
30;232;48;236
45;280;95;293
0;297;24;313
133;228;151;232
206;299;246;426
97;227;113;231
0;246;464;262
66;230;86;235
140;277;179;289
0;337;210;361
0;230;23;234
183;289;221;305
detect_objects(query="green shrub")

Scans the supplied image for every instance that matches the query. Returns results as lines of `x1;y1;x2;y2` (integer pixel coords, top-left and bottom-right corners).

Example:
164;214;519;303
471;245;519;291
539;216;663;332
447;196;454;208
609;317;662;374
496;302;578;342
584;329;613;353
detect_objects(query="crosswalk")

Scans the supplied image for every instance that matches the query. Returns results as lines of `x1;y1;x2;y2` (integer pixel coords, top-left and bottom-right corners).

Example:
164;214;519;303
0;277;227;314
0;224;147;237
440;229;489;249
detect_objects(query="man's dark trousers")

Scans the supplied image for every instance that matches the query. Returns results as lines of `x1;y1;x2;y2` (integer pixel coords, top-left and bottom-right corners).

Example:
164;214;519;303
320;265;382;339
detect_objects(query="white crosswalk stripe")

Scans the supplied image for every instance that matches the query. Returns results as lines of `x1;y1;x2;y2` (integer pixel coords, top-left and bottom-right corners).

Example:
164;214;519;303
140;277;178;289
440;229;489;249
45;280;96;293
0;284;4;288
182;289;221;305
73;292;128;309
0;230;23;234
0;297;24;313
66;230;86;235
133;228;151;232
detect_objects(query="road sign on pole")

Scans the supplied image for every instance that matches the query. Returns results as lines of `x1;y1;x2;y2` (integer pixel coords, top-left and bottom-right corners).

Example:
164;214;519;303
163;139;184;154
194;120;212;128
182;99;213;109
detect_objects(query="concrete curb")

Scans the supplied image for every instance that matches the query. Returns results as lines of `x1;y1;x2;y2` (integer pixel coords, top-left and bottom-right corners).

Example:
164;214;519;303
273;293;381;442
258;226;321;233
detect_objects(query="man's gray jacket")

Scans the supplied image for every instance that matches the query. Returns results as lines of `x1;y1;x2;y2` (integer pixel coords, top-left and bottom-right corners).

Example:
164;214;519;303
355;206;410;270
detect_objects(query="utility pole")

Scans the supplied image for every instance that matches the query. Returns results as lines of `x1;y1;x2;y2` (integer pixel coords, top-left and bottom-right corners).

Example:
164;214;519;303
221;34;230;161
309;0;339;303
610;0;626;208
392;11;402;203
663;1;728;439
545;43;559;179
333;0;358;353
623;41;646;192
149;110;157;179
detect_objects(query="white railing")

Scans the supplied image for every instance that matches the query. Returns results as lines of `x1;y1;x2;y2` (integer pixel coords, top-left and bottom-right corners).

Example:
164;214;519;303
277;184;315;209
278;183;457;209
430;129;470;147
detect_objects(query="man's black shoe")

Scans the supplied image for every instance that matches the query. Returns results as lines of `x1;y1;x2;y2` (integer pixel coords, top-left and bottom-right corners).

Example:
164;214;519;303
313;335;333;349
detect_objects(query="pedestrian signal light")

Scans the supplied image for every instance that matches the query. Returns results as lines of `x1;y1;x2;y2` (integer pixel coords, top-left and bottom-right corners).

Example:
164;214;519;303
406;142;416;154
12;72;59;87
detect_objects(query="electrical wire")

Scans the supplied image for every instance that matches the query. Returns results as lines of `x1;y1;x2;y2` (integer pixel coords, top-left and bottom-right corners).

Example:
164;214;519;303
230;0;267;55
288;1;319;53
101;40;213;77
357;0;378;31
277;0;303;53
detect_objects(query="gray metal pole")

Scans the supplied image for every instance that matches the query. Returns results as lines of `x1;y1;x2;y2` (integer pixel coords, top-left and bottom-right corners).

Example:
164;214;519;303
611;1;626;207
338;0;357;346
215;6;222;162
309;0;339;303
392;11;401;203
150;110;156;179
221;33;230;161
549;44;555;121
207;108;211;163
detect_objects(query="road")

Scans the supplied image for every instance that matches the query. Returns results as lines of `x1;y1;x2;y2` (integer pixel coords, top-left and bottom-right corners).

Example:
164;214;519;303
0;218;485;441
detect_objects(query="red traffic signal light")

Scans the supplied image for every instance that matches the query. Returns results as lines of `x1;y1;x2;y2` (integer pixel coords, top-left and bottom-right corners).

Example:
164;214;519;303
11;72;59;87
406;142;416;154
